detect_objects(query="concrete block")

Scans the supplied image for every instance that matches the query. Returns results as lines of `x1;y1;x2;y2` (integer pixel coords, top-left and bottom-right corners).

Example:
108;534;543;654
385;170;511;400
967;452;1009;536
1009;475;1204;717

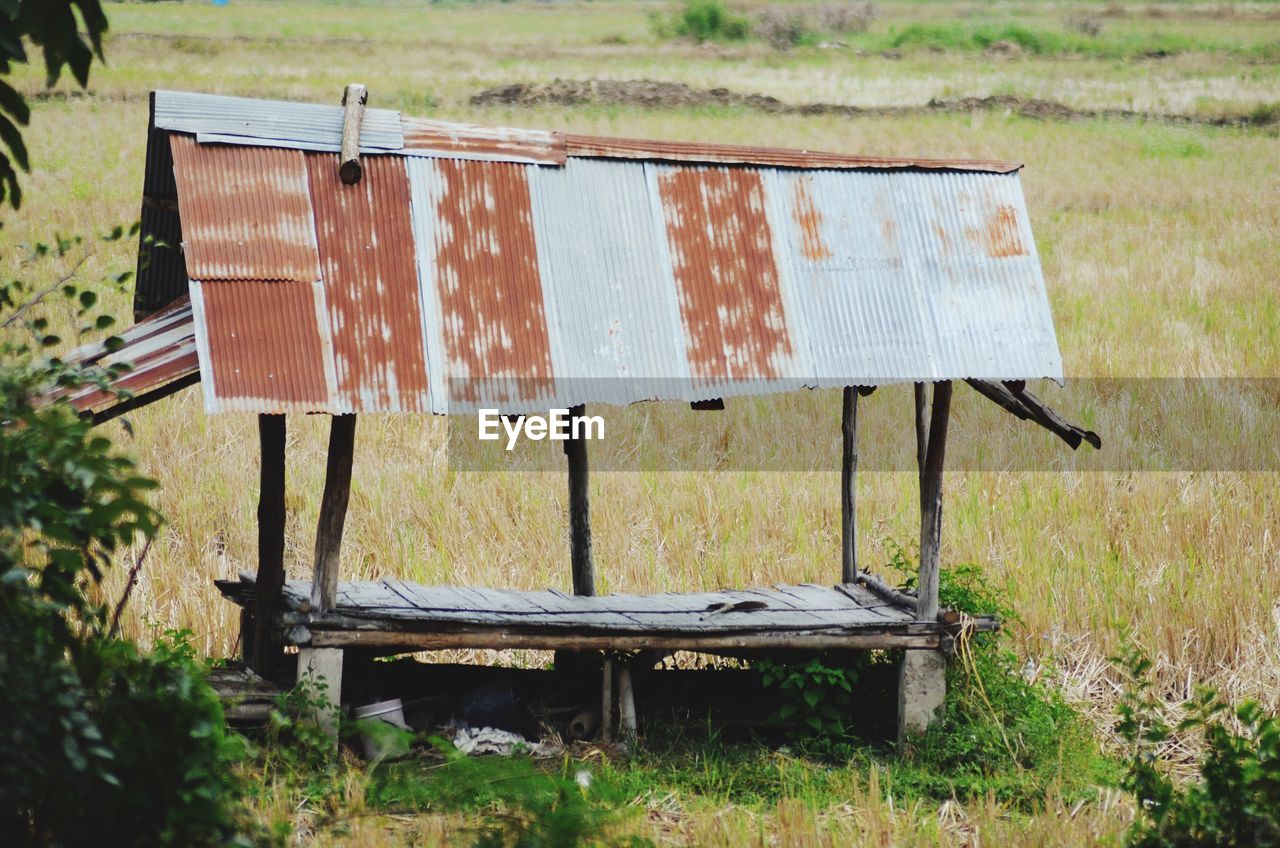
897;649;946;744
297;647;344;742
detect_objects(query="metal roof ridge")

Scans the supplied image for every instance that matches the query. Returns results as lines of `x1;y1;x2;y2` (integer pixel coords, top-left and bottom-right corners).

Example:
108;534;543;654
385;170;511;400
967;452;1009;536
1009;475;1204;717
150;89;1021;174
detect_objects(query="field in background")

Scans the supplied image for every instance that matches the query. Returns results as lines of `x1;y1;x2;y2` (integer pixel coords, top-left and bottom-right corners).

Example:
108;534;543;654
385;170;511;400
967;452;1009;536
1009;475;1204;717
6;0;1280;843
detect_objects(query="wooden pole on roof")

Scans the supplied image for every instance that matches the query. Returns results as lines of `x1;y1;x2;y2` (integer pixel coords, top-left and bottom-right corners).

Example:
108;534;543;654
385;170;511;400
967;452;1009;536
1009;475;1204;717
840;387;860;583
913;382;929;489
339;83;368;186
251;414;287;675
565;404;595;596
916;381;952;621
311;414;358;613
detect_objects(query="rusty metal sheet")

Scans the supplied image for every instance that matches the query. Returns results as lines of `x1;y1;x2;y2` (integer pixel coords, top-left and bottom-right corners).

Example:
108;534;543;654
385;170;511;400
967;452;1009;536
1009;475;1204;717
190;279;333;412
400;116;565;166
652;164;807;392
406;157;556;412
61;299;200;412
565;133;1020;174
306;153;430;412
170;134;321;283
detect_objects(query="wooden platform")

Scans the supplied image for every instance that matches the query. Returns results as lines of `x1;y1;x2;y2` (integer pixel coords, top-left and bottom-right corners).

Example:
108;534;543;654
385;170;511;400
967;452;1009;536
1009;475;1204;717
217;575;994;653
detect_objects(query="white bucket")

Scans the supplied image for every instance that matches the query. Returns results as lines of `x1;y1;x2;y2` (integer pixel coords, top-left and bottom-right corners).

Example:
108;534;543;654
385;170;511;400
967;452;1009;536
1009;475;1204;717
351;698;411;762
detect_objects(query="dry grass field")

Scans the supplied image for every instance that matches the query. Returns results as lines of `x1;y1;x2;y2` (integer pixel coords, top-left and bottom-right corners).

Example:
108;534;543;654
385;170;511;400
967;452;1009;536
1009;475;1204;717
6;0;1280;843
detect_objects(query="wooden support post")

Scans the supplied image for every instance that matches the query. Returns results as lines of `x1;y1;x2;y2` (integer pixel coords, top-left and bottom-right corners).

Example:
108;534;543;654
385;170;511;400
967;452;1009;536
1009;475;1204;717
600;657;614;741
913;382;929;492
917;381;952;621
840;387;859;583
339;83;368;185
565;404;595;597
311;414;357;613
252;414;286;676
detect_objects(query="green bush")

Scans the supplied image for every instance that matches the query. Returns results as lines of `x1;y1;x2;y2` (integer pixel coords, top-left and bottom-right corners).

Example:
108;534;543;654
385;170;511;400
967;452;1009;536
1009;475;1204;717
1116;647;1280;847
896;556;1111;804
0;237;251;846
655;0;749;43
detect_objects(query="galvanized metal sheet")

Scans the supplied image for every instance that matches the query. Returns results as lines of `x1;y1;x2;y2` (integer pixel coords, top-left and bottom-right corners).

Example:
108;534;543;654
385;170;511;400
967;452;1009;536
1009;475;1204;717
170;135;321;283
153;90;403;151
190;279;334;412
306;153;430;412
401;116;565;166
527;158;690;406
406;157;556;413
767;168;1062;385
650;163;811;397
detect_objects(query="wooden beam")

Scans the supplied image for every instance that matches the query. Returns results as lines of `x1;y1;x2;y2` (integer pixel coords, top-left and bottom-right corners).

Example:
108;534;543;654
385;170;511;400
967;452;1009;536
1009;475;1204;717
565;404;595;596
90;372;200;426
311;414;357;613
840;387;859;583
297;627;946;652
252;414;286;676
965;379;1101;450
339;83;368;185
917;381;952;621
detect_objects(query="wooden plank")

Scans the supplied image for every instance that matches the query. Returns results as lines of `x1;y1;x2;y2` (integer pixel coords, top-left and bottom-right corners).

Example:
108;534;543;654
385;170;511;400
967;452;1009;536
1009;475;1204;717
252;414;286;677
311;414;357;613
303;628;945;652
918;381;952;621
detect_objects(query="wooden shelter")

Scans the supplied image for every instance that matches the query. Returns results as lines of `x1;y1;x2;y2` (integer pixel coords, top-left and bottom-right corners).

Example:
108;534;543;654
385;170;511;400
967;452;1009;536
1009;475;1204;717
62;88;1099;742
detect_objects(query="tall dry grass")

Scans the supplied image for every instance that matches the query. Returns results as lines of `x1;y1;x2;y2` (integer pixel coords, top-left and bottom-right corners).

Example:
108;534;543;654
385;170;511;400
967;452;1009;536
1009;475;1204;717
4;0;1279;842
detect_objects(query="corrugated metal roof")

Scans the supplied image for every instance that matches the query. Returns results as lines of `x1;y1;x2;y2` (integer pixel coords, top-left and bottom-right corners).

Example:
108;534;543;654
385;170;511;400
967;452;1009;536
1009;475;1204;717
170;135;321;283
134;90;1063;416
60;298;199;413
153;90;403;152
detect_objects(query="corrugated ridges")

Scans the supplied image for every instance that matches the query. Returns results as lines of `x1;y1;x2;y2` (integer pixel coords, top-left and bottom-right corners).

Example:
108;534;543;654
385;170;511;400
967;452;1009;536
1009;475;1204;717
170;135;321;283
62;298;199;412
192;280;331;410
401;116;565;166
654;165;798;387
407;157;556;411
306;153;430;412
153;90;403;151
527;158;691;405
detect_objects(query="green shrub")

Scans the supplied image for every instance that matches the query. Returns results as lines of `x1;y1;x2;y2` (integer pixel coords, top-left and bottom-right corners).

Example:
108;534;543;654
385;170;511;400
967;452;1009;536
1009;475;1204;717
1116;647;1280;847
756;656;858;737
0;236;251;846
655;0;749;43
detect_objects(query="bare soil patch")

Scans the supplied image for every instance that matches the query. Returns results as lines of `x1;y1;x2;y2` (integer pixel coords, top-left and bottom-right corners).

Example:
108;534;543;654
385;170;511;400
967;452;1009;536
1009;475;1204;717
472;78;1279;129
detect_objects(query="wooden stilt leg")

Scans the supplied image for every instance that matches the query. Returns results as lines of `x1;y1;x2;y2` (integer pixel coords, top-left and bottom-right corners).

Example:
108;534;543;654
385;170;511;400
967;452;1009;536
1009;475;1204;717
252;414;286;676
565;404;595;597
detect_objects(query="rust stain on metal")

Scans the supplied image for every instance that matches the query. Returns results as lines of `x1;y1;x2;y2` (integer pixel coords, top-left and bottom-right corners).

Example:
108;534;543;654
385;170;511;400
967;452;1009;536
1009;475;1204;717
401;117;565;165
966;204;1027;258
657;167;792;383
791;178;831;260
169;135;321;282
431;159;554;403
933;223;953;256
200;280;330;404
306;153;429;411
881;217;898;246
565;133;1021;173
